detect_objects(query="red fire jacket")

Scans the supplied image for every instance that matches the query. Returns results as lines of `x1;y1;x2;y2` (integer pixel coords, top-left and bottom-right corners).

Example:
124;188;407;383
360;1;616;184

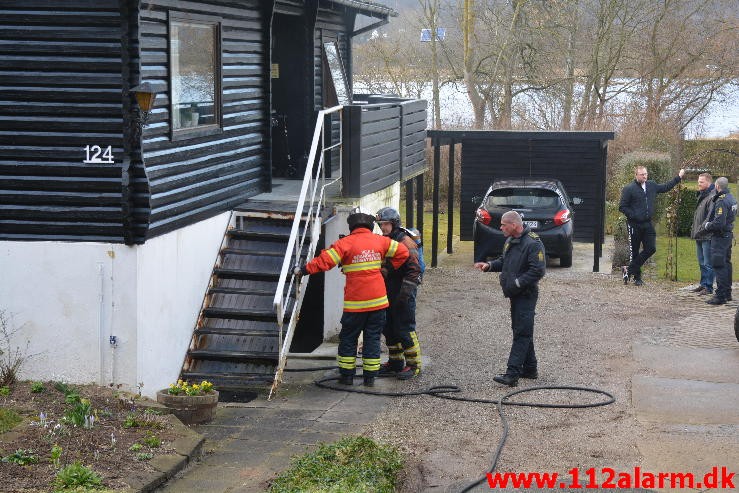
304;227;409;312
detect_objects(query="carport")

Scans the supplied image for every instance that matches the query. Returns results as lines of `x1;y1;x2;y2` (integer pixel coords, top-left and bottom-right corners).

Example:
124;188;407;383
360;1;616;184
413;130;614;271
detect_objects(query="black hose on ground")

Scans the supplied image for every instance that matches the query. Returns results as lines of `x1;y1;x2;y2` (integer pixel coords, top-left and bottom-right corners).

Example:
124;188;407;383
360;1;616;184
310;373;615;493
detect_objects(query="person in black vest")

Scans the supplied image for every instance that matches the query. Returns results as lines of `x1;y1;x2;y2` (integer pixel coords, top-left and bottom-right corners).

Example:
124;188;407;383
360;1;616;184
703;177;736;305
619;165;685;285
474;211;546;387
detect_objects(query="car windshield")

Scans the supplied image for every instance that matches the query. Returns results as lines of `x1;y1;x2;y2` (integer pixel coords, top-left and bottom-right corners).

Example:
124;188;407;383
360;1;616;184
486;188;560;208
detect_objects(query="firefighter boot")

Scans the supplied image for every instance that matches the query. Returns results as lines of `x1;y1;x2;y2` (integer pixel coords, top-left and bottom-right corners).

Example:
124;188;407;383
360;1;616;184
379;343;405;376
398;332;422;380
337;374;354;386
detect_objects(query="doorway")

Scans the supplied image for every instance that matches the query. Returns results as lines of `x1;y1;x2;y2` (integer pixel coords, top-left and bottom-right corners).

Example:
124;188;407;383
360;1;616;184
271;13;308;178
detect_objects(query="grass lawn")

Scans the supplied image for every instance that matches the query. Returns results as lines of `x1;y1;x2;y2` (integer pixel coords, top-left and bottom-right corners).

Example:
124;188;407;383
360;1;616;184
399;202;461;266
654;235;739;283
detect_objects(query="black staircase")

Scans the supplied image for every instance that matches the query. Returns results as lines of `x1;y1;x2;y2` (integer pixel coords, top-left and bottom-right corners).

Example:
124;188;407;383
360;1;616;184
180;200;308;392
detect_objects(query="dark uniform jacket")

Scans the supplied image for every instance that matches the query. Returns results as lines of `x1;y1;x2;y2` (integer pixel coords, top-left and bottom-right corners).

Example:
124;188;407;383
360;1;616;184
705;190;737;235
690;184;716;239
487;226;546;298
619;175;682;224
382;228;422;288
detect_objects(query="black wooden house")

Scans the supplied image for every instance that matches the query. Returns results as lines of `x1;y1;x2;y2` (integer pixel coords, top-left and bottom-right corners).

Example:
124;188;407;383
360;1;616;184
0;1;428;396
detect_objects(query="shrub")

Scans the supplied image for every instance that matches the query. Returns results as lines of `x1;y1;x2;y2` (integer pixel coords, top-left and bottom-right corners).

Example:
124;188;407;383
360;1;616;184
53;461;102;490
683;139;739;180
269;436;403;493
675;186;698;237
0;386;9;396
135;452;153;461
0;310;35;387
142;432;161;448
30;381;45;393
2;449;39;465
0;408;22;434
64;399;93;428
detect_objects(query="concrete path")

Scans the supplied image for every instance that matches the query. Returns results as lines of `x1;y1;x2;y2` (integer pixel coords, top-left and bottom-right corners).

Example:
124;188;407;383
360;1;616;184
156;363;392;492
155;238;739;493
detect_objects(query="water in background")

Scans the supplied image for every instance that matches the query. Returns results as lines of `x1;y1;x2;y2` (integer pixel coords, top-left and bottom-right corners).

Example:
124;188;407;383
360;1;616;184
405;81;739;138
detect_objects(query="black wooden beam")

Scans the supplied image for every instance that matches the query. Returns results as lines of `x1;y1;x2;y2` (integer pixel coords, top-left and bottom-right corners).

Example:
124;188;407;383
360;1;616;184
447;140;455;254
431;137;440;268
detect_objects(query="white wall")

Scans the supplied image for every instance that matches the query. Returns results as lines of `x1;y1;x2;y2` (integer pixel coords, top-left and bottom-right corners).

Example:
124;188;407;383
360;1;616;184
0;211;230;398
135;213;230;396
321;183;400;339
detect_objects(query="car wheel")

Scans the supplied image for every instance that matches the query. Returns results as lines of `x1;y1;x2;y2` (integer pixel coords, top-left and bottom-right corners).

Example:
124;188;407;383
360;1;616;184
735;306;739;343
559;253;572;268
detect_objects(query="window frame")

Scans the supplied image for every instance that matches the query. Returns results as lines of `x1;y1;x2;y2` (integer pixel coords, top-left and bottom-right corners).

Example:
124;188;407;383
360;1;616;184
167;11;223;141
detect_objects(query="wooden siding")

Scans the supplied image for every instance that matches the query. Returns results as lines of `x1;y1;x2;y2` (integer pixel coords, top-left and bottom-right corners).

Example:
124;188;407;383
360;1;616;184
0;0;127;241
400;99;427;180
342;98;428;198
458;132;612;242
138;0;268;239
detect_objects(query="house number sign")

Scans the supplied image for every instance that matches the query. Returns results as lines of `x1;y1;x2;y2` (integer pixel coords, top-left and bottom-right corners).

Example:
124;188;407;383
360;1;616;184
83;145;114;164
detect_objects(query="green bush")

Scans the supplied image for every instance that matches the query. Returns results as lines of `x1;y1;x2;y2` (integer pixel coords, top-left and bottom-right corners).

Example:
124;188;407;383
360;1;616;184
675;186;698;237
53;461;102;490
0;408;22;434
2;449;38;465
269;436;403;493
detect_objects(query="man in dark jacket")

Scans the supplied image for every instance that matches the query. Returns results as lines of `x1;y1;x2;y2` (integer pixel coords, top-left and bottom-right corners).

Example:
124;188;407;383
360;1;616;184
704;177;736;305
619;165;685;285
474;211;546;387
375;207;423;379
690;173;716;295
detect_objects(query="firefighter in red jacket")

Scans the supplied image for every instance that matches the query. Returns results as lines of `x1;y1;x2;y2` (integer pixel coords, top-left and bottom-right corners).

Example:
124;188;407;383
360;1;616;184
296;208;410;386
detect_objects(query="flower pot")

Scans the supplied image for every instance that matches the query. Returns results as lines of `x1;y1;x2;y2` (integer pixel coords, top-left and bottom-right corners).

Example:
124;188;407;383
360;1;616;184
156;389;219;425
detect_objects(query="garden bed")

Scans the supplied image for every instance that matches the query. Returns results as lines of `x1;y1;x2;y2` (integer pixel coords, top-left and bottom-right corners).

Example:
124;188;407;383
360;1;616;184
0;381;186;492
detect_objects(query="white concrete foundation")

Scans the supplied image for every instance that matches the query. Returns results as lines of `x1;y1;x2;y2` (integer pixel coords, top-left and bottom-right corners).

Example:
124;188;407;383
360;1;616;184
0;211;230;398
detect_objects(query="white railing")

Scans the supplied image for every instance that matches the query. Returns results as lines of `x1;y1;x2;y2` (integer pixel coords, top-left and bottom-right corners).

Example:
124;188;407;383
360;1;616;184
269;105;344;398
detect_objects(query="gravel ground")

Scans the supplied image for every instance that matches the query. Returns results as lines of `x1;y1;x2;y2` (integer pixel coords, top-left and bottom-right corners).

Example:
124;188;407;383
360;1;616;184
365;240;700;492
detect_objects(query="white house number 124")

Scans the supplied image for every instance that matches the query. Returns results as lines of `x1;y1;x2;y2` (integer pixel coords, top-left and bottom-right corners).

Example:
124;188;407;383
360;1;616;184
83;145;114;164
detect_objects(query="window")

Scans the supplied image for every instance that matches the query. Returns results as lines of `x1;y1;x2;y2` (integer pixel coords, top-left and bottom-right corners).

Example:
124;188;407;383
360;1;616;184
169;13;221;135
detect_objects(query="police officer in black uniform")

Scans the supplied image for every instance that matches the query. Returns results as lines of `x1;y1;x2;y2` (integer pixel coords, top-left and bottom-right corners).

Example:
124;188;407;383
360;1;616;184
703;177;736;305
474;211;546;387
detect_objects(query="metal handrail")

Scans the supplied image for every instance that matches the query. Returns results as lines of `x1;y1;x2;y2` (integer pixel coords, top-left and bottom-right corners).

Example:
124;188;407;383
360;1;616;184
269;105;344;398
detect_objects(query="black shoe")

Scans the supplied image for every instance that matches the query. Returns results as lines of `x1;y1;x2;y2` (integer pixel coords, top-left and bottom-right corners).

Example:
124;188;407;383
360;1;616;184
337;375;354;385
363;377;375;387
633;278;644;286
621;266;629;285
706;296;727;305
378;362;402;376
493;374;518;387
690;285;705;293
397;366;420;380
520;370;538;379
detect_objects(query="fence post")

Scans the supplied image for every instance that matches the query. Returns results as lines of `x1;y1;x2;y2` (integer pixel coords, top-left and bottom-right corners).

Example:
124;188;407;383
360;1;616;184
405;179;414;228
432;137;440;267
447;140;455;254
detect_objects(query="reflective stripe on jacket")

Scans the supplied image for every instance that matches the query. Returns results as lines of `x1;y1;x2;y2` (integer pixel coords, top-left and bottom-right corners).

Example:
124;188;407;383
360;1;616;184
305;228;410;312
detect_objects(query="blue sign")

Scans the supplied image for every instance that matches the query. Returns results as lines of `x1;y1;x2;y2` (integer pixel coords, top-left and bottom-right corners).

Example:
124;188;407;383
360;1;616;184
420;27;446;42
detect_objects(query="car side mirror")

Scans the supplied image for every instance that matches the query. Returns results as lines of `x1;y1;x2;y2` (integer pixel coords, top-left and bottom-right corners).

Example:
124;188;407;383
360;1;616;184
571;197;583;205
471;195;482;204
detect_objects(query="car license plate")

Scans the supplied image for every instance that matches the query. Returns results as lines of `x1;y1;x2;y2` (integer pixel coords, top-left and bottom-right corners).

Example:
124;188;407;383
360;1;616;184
523;220;539;229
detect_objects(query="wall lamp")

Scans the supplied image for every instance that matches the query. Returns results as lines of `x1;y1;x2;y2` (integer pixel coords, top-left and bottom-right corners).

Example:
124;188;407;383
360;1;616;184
130;82;159;126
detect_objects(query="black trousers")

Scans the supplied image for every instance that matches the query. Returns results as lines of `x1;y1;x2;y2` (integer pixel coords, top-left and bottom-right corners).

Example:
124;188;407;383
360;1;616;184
507;290;538;376
337;310;385;377
711;234;734;300
627;221;656;279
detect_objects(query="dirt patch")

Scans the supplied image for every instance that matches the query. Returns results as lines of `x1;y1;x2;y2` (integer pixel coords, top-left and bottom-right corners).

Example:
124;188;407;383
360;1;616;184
0;381;186;492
